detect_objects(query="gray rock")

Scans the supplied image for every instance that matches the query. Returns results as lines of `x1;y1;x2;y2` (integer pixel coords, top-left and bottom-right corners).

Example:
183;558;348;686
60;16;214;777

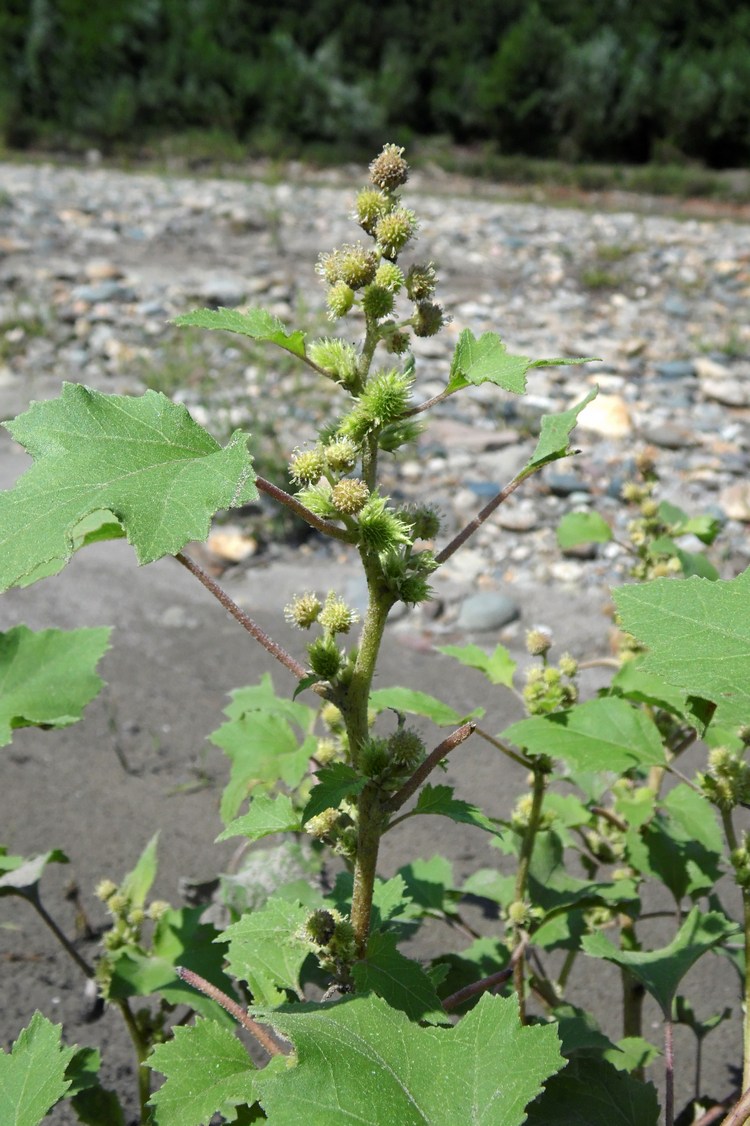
654;359;695;380
457;592;521;631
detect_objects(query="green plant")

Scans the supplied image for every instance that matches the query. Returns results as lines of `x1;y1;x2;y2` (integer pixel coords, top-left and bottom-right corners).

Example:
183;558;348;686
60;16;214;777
1;145;750;1126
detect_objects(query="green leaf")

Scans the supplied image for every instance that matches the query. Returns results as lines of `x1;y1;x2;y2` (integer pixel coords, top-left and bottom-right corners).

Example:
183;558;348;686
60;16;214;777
352;933;449;1024
0;384;257;590
658;501;721;545
609;658;701;725
603;1036;660;1073
0;848;69;898
663;785;723;856
650;536;719;580
210;713;315;824
173;306;306;358
503;698;666;772
524;1055;660;1125
548;1005;616;1057
16;509;126;587
522;387;598;474
217;794;301;843
396;856;457;917
0;626;110;747
108;907;237;1025
148;1019;256;1126
446;329;594;397
614;570;750;727
436;643;516;688
225;674;315;729
223;896;311;1006
302;763;366;823
65;1048;126;1126
581;907;738;1016
413;784;502;837
433;936;511;1014
254;993;564;1125
557;511;613;549
369;686;480;726
121;833;159;908
0;1012;76;1126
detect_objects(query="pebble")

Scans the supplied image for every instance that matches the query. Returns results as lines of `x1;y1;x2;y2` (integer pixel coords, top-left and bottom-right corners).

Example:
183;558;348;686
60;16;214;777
0;159;748;631
457;592;521;631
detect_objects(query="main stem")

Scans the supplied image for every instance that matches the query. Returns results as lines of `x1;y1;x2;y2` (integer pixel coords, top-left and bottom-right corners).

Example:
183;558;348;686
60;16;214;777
513;766;547;1023
721;809;750;1093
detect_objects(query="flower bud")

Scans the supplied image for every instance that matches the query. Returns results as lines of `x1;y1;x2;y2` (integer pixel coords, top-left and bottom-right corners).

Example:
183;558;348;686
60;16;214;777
307;338;359;386
375;208;418;259
308;636;344;680
327;281;355;318
305;808;340;839
361;284;395;320
95;879;118;902
361;369;413;423
148;900;170;922
375;262;404;293
324;437;359;474
289;446;326;484
318;592;358;634
337;243;378;289
355;187;392;235
284;592;322;629
526;629;552;657
405;263;437;301
412;300;445;337
369;143;409;191
559;653;578;678
387;727;425;768
331;477;370;515
358;495;412;552
305;909;338;945
360;737;391;778
385;329;411;355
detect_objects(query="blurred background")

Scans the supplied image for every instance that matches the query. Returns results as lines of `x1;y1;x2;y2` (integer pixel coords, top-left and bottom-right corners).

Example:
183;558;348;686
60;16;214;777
1;0;749;179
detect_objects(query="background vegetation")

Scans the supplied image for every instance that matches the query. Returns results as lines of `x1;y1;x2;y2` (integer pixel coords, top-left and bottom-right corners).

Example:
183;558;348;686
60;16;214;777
1;0;749;168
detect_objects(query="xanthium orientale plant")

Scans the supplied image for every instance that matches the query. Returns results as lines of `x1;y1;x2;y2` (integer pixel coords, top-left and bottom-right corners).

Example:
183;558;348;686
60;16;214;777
1;144;750;1126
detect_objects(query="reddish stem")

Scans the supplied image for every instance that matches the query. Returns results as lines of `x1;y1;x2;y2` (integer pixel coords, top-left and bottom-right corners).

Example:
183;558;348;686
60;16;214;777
175;552;307;680
723;1086;750;1126
176;966;282;1057
436;473;529;564
255;476;354;543
384;722;476;813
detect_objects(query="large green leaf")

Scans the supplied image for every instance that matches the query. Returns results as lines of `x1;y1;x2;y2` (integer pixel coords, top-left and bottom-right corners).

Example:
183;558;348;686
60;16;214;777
172;306;306;358
614;570;750;727
148;1019;257;1126
0;384;257;590
522;388;598;473
121;832;159;908
254;993;564;1125
223;897;311;1006
524;1055;660;1125
446;329;593;397
352;933;449;1024
0;1012;76;1126
210;713;315;824
0;626;110;747
582;907;738;1016
503;698;666;772
436;643;516;688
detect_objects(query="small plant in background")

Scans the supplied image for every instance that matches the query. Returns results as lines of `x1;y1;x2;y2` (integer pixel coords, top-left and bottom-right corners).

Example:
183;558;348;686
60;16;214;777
1;146;749;1125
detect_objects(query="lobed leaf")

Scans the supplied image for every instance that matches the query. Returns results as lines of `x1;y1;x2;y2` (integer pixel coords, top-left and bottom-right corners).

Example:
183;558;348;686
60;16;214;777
148;1019;257;1126
370;686;481;726
217;794;301;843
0;1012;76;1126
352;932;449;1024
254;992;564;1125
0;384;257;590
223;897;311;1006
446;329;594;398
524;1055;660;1125
522;387;598;474
412;784;502;837
437;643;516;688
0;626;110;747
302;763;366;823
172;306;306;358
581;907;738;1016
614;570;750;727
503;697;666;772
0;848;69;897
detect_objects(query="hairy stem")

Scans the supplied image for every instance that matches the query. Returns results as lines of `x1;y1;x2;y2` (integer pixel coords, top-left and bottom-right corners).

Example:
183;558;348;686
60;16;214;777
255;476;354;543
350;782;385;959
384;721;476;814
717;1085;750;1126
436;470;531;564
175;552;307;680
665;1012;675;1126
442;937;528;1012
176;967;282;1056
512;767;547;1023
